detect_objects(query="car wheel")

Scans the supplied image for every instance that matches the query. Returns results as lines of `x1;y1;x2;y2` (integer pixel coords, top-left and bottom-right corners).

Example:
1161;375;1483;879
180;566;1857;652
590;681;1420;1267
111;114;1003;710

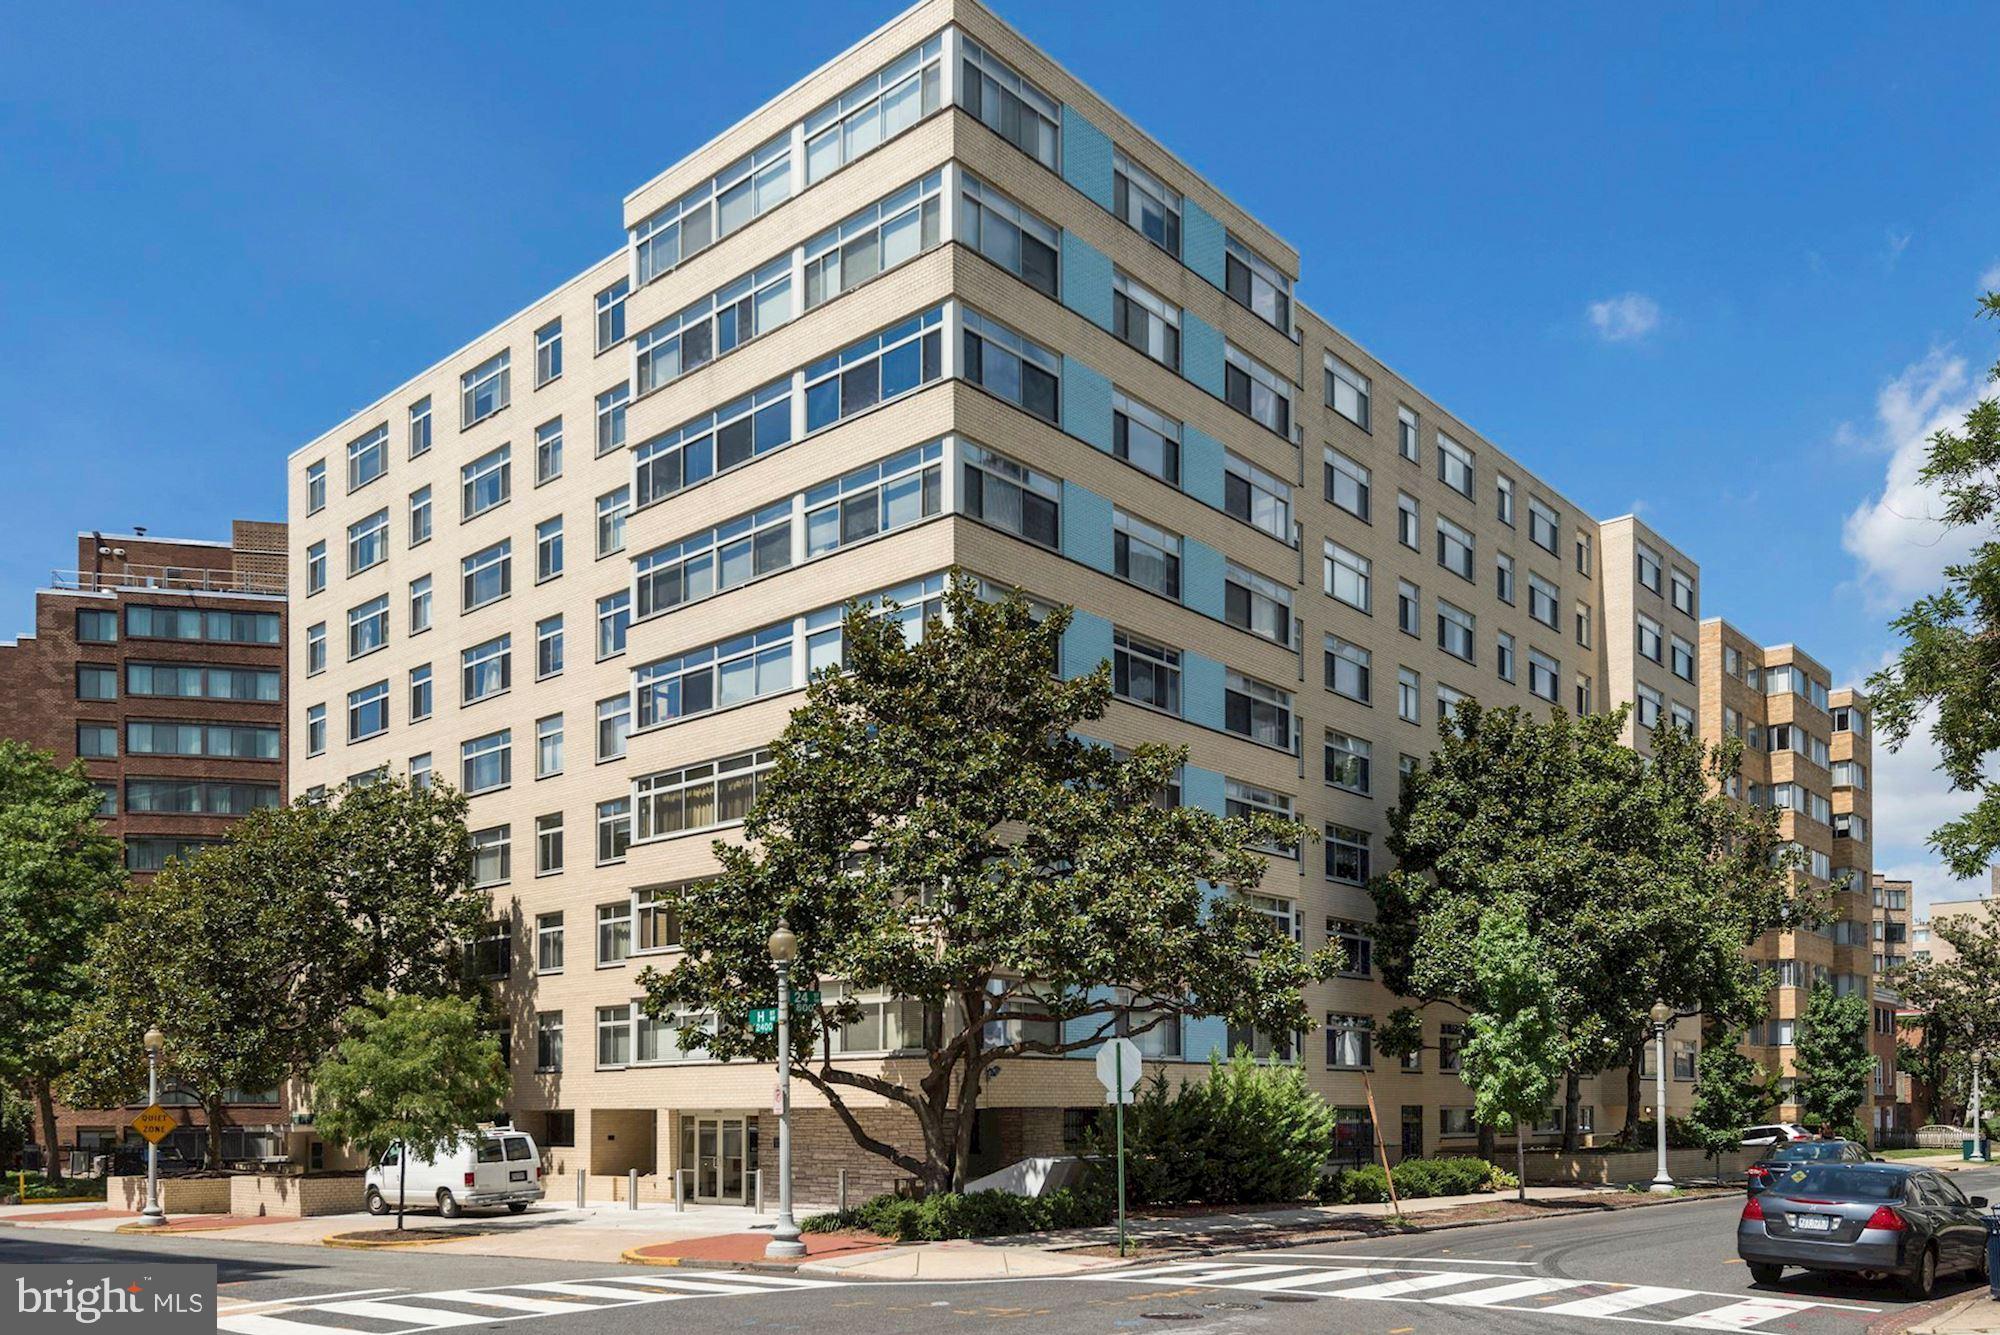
365;1188;388;1217
1976;1239;1992;1282
1747;1263;1784;1286
436;1189;462;1219
506;1202;528;1214
1904;1243;1938;1299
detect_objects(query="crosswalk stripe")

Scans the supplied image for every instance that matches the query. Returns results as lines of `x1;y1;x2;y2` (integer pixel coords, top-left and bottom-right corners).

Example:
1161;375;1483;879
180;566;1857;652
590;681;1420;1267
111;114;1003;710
409;1291;586;1314
612;1272;836;1291
1429;1277;1595;1306
1537;1285;1697;1318
215;1315;353;1335
509;1282;683;1303
316;1298;499;1328
1670;1296;1821;1329
1314;1271;1497;1300
1128;1264;1309;1285
1232;1268;1370;1293
573;1276;769;1297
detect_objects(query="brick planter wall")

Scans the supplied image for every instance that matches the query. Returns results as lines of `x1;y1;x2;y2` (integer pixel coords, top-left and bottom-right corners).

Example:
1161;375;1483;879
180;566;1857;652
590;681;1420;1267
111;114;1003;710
106;1175;232;1215
230;1174;367;1217
1522;1146;1755;1186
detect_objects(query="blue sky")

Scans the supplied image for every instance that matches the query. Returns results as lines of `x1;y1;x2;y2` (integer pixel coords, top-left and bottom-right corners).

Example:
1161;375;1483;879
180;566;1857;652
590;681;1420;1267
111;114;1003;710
2;0;1995;905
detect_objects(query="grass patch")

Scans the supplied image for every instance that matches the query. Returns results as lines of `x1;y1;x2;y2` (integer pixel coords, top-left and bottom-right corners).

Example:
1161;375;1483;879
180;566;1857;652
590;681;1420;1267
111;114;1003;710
1876;1147;1955;1160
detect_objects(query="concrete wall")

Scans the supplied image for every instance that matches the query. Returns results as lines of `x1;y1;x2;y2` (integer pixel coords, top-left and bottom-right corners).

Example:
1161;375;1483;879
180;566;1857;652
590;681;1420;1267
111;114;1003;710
106;1175;232;1215
1522;1146;1757;1187
229;1174;367;1217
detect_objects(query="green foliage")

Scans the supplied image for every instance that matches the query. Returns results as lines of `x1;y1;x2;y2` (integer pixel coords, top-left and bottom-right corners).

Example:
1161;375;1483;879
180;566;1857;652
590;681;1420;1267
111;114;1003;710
1088;1052;1335;1206
1687;1025;1777;1158
1462;906;1566;1138
1792;984;1877;1137
310;991;509;1228
1610;1117;1708;1152
638;574;1337;1191
1895;902;2000;1125
805;1185;1115;1240
1867;291;2000;877
0;742;122;1177
1317;1156;1506;1205
1372;701;1803;1146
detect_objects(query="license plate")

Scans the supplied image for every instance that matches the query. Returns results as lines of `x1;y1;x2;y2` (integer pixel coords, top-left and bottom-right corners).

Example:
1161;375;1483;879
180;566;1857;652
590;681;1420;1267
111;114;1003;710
1791;1214;1836;1232
509;1170;528;1182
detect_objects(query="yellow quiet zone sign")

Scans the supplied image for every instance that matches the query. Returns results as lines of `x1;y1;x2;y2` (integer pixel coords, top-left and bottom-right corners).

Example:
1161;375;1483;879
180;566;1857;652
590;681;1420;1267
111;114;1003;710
130;1104;178;1144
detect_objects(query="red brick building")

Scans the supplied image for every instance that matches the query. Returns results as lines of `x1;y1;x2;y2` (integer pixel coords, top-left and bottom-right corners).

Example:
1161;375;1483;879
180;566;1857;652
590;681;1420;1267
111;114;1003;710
0;522;290;1165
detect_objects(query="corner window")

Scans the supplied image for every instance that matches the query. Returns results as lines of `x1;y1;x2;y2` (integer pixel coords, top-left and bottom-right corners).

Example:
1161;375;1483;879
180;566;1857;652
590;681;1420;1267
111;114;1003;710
1324;354;1370;430
461;349;511;427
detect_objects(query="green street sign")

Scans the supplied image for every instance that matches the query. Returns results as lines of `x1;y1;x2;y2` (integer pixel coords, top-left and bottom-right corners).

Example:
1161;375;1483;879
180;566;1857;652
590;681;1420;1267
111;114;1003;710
749;1008;777;1033
792;990;821;1009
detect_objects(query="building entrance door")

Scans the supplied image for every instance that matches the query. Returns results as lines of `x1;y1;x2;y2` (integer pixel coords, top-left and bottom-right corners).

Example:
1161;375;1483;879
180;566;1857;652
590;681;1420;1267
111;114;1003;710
684;1116;750;1204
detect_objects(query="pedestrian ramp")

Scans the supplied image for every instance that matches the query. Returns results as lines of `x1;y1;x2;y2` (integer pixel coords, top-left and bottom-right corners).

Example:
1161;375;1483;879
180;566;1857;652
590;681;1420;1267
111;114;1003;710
216;1271;839;1335
1075;1257;1884;1328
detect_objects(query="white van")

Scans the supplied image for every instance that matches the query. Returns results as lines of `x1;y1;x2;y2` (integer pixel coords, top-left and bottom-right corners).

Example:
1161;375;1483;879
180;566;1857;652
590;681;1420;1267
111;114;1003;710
364;1129;543;1217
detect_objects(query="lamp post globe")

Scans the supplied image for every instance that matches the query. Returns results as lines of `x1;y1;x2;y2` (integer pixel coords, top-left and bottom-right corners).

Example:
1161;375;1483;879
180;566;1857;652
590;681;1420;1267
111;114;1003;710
767;920;798;964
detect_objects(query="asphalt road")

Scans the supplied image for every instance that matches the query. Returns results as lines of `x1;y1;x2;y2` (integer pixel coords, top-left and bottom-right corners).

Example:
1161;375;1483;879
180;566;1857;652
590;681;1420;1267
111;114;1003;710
8;1166;2000;1334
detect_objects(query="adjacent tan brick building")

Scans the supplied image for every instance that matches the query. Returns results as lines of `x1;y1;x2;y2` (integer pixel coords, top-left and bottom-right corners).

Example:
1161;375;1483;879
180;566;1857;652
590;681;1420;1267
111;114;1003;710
288;0;1736;1199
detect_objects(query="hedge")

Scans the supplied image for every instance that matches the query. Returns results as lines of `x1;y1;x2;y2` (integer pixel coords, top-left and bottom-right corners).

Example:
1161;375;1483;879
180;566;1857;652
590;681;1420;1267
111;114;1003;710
1317;1156;1516;1204
801;1183;1115;1241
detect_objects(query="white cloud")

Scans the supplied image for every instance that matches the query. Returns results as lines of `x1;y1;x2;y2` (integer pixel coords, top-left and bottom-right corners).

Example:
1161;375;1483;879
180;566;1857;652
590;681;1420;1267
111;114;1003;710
1981;261;2000;293
1868;707;1986;913
1586;293;1662;344
1839;347;1986;607
1886;228;1914;268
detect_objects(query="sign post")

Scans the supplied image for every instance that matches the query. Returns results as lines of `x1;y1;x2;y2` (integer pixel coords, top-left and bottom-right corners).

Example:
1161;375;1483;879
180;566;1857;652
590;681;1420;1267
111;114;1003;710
1095;1037;1142;1257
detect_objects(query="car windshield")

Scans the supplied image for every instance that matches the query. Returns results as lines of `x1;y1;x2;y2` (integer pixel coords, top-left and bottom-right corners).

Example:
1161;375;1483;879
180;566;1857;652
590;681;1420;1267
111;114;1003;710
1768;1166;1904;1200
1770;1142;1853;1161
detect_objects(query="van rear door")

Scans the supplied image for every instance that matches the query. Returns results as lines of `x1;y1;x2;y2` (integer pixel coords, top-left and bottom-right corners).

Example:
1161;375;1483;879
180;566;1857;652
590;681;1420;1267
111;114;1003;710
501;1135;537;1188
470;1136;511;1194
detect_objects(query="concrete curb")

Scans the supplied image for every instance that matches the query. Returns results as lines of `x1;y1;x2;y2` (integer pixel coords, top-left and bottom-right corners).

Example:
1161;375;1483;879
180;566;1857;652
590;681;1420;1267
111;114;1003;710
322;1229;495;1250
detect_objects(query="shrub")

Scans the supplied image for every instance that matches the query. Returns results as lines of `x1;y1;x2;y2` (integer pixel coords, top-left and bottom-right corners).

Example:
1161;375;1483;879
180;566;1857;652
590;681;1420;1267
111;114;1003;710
833;1184;1118;1241
1316;1156;1504;1205
1087;1051;1335;1206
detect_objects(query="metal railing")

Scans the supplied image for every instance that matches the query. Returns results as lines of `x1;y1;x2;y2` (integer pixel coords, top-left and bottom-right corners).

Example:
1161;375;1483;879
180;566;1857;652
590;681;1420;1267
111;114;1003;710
51;565;286;597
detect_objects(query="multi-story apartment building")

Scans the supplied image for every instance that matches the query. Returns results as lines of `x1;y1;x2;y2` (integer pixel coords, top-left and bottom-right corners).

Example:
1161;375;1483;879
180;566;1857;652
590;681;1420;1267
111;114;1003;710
1699;625;1884;1130
0;521;289;1163
287;0;1713;1201
1873;873;1913;976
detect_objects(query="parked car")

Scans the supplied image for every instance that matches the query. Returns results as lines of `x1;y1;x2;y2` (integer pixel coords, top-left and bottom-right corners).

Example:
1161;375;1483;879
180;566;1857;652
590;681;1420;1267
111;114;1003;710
364;1130;543;1218
1737;1162;1992;1297
1741;1123;1813;1148
1746;1139;1875;1194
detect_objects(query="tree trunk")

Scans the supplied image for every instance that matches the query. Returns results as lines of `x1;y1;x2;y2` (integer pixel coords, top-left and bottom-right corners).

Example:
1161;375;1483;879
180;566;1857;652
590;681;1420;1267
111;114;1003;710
205;1095;226;1169
31;1076;62;1182
1515;1125;1527;1203
1476;1120;1495;1164
1561;1068;1582;1152
1621;1033;1645;1143
949;1026;984;1194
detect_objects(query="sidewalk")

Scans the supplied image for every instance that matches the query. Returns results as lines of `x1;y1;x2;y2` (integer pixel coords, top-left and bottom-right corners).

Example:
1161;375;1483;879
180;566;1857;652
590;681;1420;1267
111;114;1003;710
1913;1293;2000;1334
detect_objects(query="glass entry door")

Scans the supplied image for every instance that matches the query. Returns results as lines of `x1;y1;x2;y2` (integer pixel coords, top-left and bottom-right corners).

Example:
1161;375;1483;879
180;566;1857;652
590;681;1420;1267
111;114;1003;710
685;1116;749;1203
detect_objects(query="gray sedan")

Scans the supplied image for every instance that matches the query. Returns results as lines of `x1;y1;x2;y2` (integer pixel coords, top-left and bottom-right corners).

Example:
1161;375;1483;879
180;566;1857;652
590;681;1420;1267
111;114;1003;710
1737;1162;1991;1297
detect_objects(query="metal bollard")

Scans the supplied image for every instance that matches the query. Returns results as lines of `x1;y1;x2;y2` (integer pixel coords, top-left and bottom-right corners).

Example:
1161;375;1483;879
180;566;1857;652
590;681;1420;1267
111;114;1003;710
838;1168;848;1213
576;1169;585;1209
628;1168;639;1210
679;1168;693;1210
754;1169;764;1214
673;1168;683;1212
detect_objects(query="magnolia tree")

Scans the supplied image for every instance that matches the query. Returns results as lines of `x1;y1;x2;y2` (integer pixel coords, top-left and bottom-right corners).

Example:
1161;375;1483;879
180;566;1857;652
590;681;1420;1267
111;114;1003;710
639;574;1340;1193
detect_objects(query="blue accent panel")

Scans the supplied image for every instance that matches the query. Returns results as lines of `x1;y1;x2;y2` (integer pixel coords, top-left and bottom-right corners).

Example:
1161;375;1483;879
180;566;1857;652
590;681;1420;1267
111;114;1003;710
1060;481;1114;573
1060;106;1115;211
1061;608;1114;682
1063;985;1119;1056
1182;425;1226;510
1060;233;1114;331
1183;200;1227;290
1181;538;1225;620
1181;766;1226;816
1182;652;1226;730
1181;313;1226;399
1061;356;1114;451
1184;1015;1229;1062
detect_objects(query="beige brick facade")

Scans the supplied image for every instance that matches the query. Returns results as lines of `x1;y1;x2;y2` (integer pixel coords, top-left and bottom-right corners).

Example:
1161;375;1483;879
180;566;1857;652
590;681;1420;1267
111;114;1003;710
286;0;1740;1197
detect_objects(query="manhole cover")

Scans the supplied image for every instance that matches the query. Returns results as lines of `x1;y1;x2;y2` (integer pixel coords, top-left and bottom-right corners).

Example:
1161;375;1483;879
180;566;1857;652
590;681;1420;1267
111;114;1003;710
1203;1301;1260;1310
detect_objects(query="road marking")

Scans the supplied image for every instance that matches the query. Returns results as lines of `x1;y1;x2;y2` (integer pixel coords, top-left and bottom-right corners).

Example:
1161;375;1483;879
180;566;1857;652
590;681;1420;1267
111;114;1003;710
214;1272;844;1335
1671;1297;1822;1329
1075;1261;1882;1329
1538;1287;1699;1318
1242;1252;1538;1266
218;1289;403;1314
1430;1278;1594;1306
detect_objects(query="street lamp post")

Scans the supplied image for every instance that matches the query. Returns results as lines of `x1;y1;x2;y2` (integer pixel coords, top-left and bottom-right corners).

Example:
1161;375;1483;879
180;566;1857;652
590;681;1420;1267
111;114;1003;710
134;1027;168;1227
765;919;806;1260
1970;1049;1986;1162
1649;1002;1675;1194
